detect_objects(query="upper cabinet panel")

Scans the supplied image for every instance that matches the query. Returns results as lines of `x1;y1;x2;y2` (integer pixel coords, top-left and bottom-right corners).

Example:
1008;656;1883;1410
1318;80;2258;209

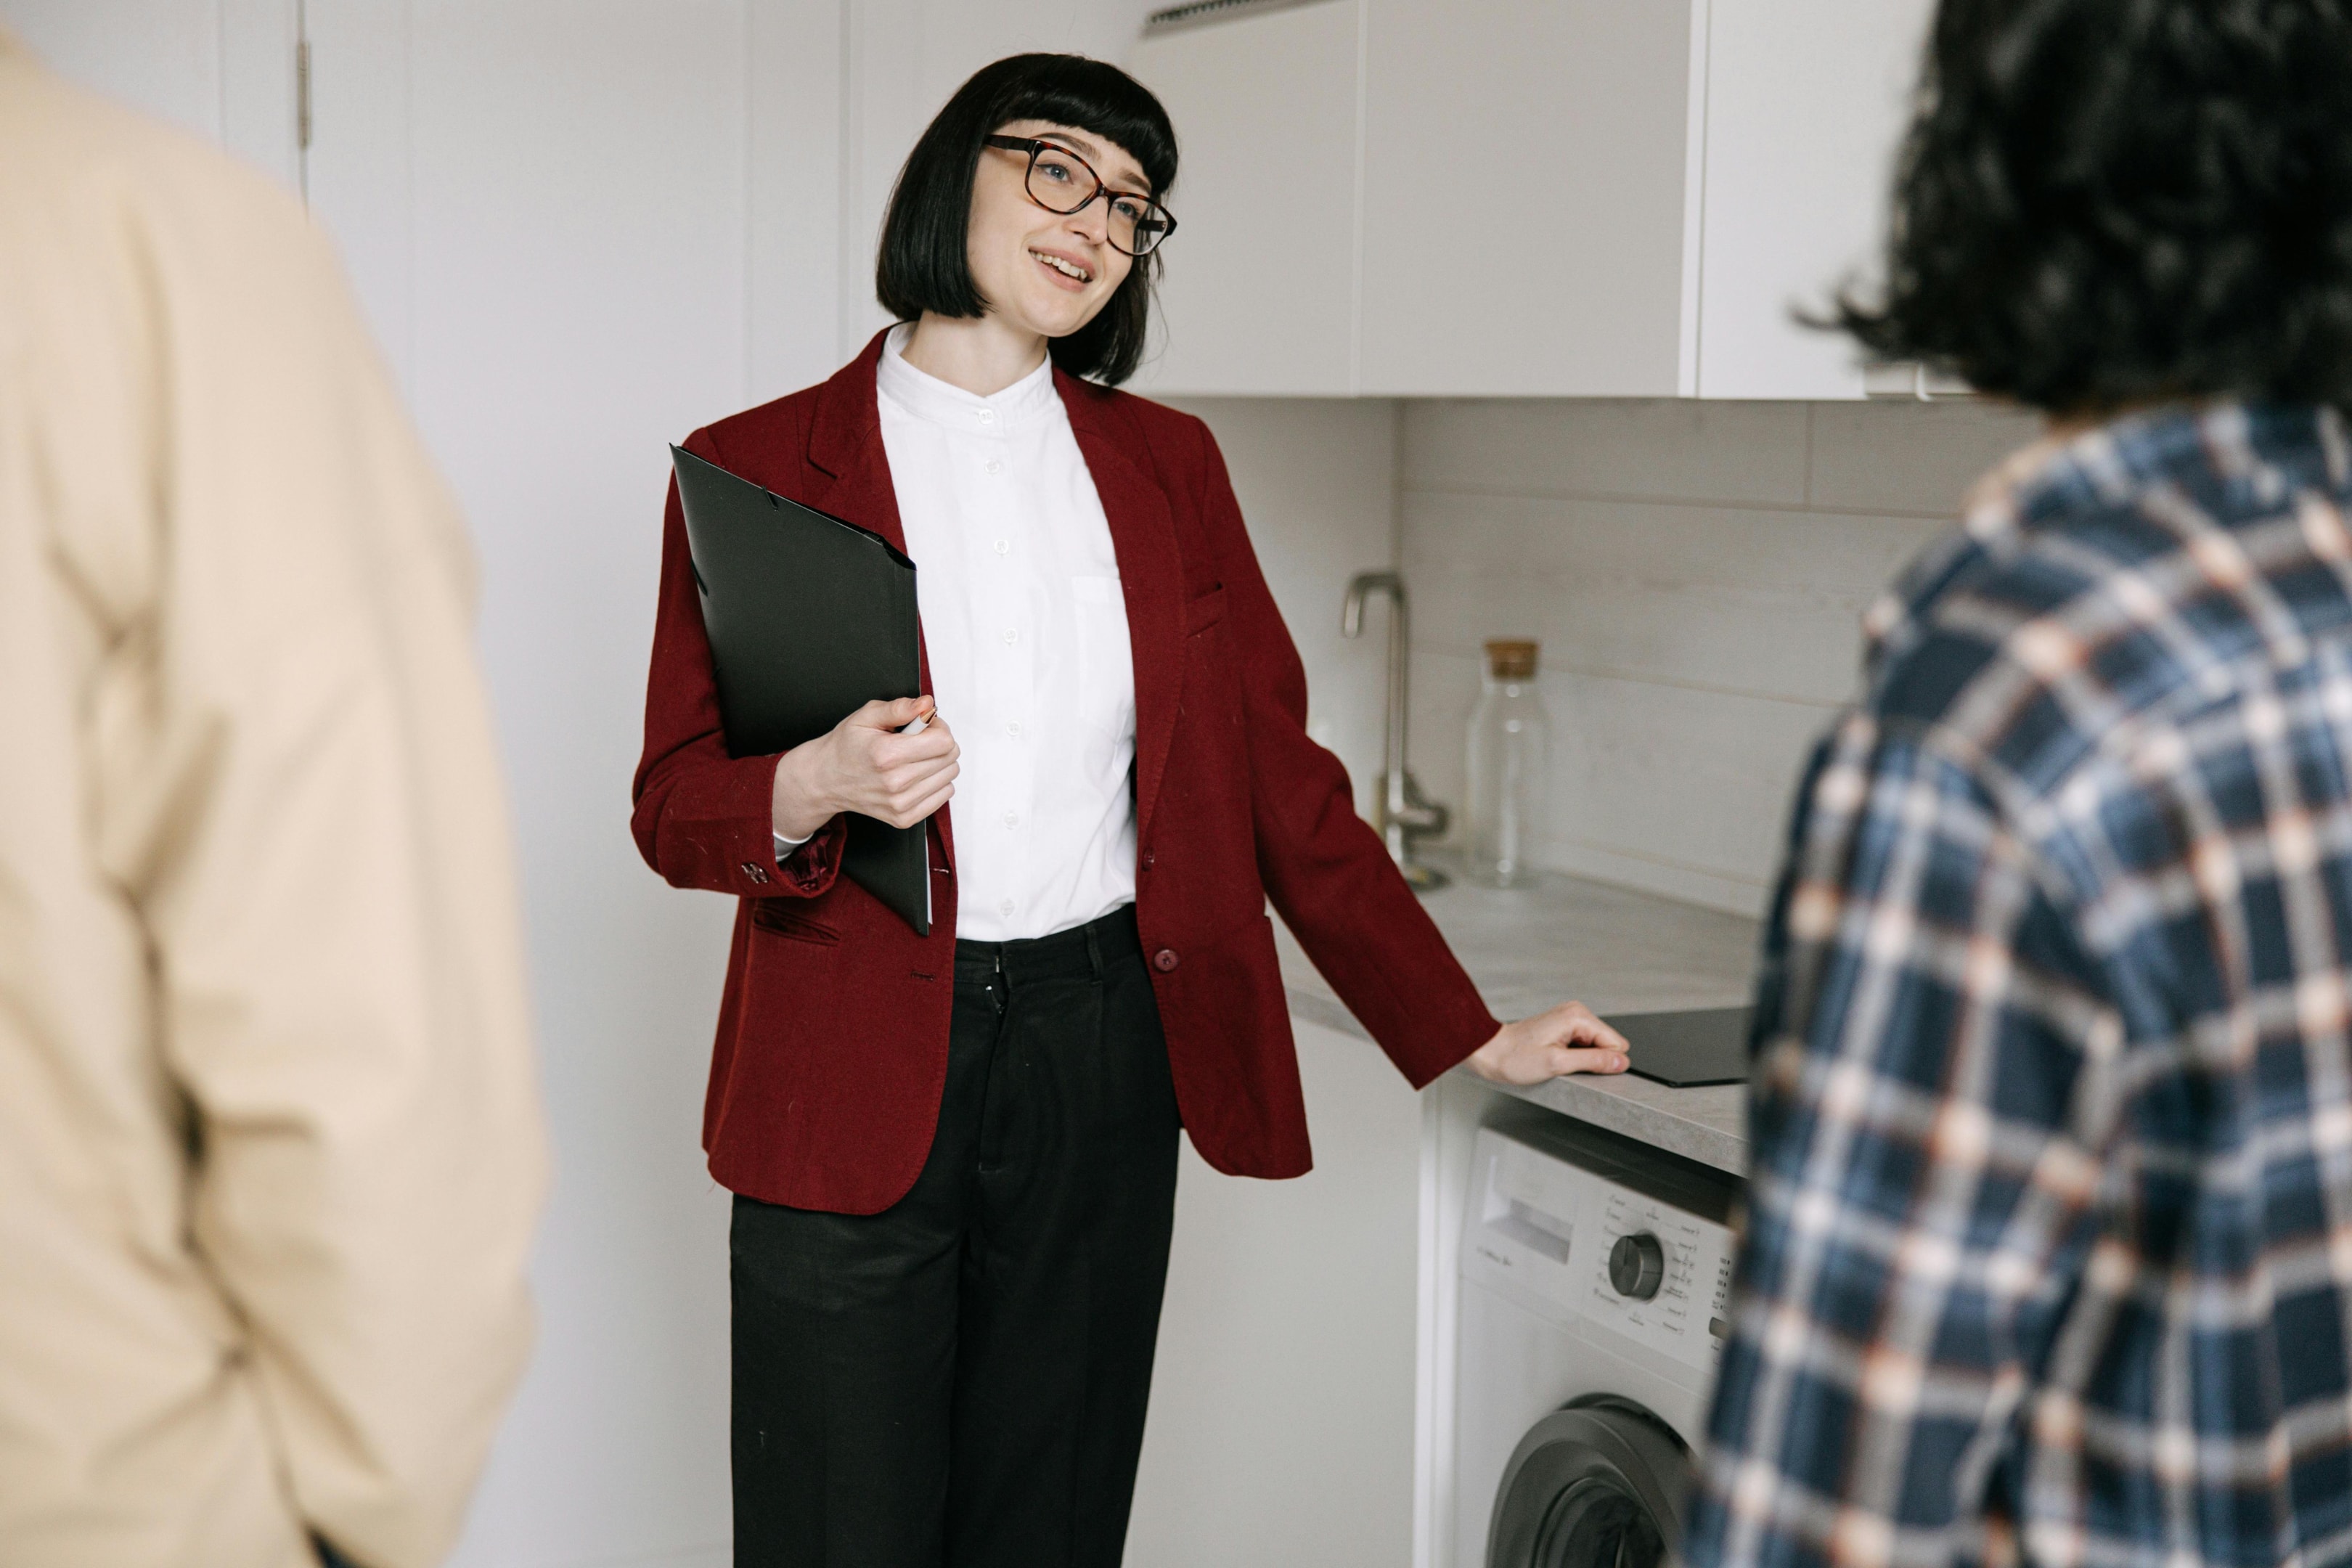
1123;0;1932;399
1126;0;1361;397
1357;0;1697;398
1692;0;1937;399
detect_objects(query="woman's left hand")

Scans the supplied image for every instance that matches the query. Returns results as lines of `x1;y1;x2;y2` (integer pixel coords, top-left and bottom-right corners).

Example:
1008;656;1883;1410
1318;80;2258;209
1463;1003;1630;1086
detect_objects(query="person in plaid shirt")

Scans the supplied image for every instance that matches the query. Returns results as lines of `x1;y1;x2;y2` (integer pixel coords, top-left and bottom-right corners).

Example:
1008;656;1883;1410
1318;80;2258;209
1681;5;2352;1568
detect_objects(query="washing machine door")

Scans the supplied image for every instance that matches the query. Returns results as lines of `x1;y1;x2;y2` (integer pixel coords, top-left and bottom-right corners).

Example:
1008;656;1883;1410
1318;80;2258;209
1487;1395;1690;1568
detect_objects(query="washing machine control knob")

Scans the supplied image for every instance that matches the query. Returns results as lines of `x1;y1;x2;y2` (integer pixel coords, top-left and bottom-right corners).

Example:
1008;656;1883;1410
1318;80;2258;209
1609;1232;1666;1300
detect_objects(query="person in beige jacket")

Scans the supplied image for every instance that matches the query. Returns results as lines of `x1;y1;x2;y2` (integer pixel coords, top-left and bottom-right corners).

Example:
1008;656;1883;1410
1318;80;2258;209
0;30;547;1568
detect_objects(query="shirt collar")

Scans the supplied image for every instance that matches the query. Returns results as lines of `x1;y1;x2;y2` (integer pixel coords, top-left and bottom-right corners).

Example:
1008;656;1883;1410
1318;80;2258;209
877;321;1060;437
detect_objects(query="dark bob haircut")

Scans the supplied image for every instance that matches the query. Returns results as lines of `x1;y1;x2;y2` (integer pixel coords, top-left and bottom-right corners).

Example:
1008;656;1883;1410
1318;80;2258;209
1839;0;2352;413
876;53;1178;388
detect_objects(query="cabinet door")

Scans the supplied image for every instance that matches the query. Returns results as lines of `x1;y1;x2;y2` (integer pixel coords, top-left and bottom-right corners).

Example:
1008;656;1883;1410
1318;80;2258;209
1126;1016;1421;1568
1357;0;1699;397
1694;0;1937;398
1124;0;1360;397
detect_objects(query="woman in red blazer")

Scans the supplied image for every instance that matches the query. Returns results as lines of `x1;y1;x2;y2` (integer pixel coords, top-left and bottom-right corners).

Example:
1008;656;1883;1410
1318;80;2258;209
633;53;1630;1568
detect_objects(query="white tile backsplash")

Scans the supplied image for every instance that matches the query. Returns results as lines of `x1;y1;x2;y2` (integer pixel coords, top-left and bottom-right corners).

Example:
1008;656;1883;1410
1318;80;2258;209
1806;399;2041;515
1138;393;2043;921
1402;397;2042;917
1403;493;1945;706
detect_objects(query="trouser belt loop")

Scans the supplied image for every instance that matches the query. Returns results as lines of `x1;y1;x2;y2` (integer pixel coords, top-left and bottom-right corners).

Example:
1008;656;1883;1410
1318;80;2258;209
1085;920;1104;981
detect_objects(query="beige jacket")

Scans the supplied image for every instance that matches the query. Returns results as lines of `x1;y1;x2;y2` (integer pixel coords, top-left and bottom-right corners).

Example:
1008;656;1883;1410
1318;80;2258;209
0;35;546;1568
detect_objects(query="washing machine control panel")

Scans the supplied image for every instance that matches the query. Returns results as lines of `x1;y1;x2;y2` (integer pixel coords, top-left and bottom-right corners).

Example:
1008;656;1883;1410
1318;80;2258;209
1585;1189;1734;1372
1463;1127;1736;1379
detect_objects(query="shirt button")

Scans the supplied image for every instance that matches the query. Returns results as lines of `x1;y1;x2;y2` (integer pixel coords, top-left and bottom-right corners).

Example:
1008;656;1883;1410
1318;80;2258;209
1152;948;1180;973
1003;811;1019;828
1000;899;1016;918
1002;629;1018;645
977;409;995;425
986;458;1004;475
1006;721;1023;738
993;539;1010;555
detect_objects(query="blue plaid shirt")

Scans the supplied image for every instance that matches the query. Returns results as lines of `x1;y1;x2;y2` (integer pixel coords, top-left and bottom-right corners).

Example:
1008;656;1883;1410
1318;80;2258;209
1682;404;2352;1568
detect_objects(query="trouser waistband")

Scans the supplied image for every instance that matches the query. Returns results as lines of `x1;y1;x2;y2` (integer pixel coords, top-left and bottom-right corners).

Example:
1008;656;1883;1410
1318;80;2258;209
952;905;1141;988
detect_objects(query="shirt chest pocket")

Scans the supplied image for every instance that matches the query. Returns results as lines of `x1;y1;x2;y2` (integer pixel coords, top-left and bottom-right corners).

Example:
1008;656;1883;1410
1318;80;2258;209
1071;574;1135;737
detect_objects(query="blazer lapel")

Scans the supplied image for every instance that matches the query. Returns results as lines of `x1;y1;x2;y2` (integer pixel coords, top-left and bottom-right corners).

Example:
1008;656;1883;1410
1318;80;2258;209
804;330;905;552
1060;375;1185;853
803;331;957;875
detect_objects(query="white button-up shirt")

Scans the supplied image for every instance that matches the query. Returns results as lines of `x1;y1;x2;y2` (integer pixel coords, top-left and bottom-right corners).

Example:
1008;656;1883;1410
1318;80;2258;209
781;324;1138;942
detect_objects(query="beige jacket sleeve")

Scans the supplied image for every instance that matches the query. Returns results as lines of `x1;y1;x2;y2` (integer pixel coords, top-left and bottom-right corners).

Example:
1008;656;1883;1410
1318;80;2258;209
0;36;545;1568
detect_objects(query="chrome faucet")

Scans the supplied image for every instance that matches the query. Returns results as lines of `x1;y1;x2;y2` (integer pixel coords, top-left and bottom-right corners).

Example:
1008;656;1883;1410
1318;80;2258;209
1342;570;1450;890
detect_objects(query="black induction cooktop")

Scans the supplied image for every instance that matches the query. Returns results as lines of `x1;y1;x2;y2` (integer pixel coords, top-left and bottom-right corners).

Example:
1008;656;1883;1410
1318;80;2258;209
1604;1005;1753;1088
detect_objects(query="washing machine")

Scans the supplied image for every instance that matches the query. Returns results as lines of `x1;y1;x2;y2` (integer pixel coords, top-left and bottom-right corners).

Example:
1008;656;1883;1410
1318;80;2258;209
1454;1116;1739;1568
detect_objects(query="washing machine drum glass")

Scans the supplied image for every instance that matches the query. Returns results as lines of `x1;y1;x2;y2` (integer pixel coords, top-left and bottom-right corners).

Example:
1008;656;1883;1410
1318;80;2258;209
1487;1396;1690;1568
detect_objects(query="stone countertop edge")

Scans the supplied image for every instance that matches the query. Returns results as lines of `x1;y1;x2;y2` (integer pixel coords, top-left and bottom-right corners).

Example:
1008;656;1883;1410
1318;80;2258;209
1273;865;1763;1177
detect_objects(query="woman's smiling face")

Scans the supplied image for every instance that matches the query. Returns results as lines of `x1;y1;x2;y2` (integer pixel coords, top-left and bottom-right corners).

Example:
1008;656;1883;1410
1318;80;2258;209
965;119;1143;341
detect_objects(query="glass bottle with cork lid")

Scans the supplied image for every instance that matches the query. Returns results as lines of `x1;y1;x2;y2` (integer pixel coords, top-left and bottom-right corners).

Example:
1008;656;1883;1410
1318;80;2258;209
1463;639;1548;889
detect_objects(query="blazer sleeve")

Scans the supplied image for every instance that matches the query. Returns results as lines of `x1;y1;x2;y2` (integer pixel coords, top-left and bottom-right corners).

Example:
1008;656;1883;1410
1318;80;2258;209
630;425;848;898
1190;418;1500;1086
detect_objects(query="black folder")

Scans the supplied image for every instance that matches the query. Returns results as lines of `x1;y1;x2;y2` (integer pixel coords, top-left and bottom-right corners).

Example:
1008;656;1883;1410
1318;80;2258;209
669;446;931;935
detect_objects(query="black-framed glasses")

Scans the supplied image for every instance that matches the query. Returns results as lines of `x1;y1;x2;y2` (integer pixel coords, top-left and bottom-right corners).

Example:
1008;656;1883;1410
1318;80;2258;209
984;134;1177;258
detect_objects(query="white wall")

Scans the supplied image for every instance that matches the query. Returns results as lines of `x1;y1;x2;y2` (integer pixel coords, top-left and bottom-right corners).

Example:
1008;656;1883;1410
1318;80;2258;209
1399;397;2041;915
392;11;756;1565
0;0;301;181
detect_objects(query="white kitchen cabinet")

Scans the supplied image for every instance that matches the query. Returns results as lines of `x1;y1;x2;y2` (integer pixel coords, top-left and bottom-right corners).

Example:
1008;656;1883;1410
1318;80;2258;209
1693;0;1936;399
1126;0;1933;399
1124;0;1361;396
1356;0;1700;397
1127;1013;1424;1568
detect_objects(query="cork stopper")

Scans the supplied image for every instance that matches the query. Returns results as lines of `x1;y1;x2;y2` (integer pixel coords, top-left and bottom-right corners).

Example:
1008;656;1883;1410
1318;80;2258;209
1485;639;1539;680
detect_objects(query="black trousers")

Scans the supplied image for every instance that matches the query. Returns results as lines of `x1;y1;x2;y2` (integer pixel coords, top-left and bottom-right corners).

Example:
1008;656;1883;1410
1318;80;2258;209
730;905;1183;1568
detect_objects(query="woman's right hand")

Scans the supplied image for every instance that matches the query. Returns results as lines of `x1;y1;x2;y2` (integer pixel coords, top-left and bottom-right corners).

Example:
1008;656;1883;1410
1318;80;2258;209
771;695;960;839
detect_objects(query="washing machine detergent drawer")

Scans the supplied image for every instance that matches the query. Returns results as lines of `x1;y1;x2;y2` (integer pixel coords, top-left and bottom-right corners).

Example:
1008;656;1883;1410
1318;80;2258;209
1455;1126;1737;1568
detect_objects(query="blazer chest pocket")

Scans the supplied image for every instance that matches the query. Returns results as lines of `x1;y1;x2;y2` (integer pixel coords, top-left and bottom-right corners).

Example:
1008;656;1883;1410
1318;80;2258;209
1185;583;1226;637
751;902;841;945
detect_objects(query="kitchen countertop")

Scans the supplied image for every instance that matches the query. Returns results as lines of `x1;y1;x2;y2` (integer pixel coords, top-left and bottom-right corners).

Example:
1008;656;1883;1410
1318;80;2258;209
1275;861;1763;1175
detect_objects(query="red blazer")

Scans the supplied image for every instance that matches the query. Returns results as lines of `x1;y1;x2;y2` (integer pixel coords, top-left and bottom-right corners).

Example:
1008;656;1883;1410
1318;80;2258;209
632;332;1499;1213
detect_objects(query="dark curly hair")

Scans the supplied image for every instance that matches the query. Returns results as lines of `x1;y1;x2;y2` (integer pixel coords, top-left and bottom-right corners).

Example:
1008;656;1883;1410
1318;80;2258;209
1839;0;2352;413
876;54;1177;387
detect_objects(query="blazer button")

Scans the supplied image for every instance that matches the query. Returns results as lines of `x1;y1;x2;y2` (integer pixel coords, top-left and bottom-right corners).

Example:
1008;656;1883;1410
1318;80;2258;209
742;862;770;885
1142;848;1156;870
1152;948;1180;973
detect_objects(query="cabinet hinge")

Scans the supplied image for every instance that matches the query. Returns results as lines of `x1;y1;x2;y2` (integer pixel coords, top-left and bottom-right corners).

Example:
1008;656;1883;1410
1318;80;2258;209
295;36;312;151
